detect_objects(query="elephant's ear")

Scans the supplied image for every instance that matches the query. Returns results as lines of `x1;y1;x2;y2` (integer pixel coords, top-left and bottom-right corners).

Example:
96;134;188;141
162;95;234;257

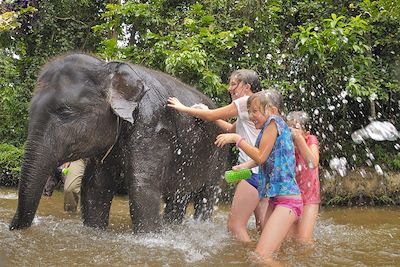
108;62;146;124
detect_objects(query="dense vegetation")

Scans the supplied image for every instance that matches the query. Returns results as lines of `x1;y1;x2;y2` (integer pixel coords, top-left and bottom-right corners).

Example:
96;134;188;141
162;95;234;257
1;0;399;189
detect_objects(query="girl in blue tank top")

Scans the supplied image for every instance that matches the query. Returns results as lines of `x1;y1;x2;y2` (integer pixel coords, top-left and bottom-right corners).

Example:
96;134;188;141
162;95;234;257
215;89;302;263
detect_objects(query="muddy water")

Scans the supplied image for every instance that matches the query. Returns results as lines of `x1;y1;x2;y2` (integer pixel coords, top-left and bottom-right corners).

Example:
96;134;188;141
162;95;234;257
0;187;399;266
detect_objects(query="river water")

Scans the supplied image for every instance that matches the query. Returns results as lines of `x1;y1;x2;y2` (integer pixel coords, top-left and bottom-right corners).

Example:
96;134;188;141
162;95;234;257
0;187;399;266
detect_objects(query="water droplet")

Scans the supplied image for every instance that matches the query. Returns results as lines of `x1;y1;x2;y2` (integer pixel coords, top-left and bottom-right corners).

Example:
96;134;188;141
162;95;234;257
329;157;348;176
369;93;377;101
351;129;366;144
359;168;367;178
308;160;314;169
297;164;302;172
374;164;383;175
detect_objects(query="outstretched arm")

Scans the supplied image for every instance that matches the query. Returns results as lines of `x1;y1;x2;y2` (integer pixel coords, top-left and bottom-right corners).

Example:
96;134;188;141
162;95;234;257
167;97;238;121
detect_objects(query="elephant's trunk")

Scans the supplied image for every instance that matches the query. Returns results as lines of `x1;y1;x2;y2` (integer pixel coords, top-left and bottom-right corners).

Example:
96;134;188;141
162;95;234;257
9;138;58;230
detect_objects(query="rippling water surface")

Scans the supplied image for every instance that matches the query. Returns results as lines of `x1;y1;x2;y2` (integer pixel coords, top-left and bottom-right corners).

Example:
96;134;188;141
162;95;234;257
1;187;399;266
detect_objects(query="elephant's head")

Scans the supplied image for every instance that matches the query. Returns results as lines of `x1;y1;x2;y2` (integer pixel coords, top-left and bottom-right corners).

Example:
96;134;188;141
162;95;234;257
10;53;145;230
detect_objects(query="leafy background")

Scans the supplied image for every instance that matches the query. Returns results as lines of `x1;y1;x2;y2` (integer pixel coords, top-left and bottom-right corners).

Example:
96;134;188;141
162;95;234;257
1;0;399;189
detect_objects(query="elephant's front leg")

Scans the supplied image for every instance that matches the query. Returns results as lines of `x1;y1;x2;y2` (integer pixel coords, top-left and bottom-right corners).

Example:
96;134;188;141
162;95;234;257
81;157;119;229
126;135;171;233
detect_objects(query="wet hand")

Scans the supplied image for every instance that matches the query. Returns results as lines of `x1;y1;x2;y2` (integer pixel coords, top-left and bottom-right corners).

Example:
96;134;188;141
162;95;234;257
167;97;187;112
232;164;245;171
214;133;240;147
290;127;303;140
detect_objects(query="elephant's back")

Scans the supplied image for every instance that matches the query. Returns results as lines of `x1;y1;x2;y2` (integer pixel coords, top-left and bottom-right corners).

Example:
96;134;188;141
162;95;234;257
130;64;217;109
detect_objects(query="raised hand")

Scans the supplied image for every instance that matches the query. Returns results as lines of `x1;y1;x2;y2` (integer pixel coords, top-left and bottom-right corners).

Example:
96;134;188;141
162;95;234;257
214;133;240;147
167;97;188;112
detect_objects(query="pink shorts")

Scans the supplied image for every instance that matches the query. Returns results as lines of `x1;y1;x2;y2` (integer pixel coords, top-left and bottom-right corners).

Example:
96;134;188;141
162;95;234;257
269;196;303;218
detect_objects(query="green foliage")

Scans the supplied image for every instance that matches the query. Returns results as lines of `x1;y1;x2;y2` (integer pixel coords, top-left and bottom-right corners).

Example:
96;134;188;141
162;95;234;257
291;11;394;99
284;1;399;168
93;1;255;99
0;0;399;181
0;143;24;186
0;0;107;147
0;6;36;32
0;49;29;145
368;143;400;171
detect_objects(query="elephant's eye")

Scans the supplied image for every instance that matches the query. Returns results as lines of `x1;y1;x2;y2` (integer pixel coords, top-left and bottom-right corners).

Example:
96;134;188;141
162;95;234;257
55;105;76;120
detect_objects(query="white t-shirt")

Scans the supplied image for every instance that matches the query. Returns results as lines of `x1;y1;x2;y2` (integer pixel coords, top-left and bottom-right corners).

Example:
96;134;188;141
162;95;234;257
233;95;260;173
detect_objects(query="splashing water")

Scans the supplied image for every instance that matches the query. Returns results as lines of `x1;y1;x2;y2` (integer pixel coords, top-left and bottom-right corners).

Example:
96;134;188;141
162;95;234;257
1;188;400;266
329;157;348;177
190;103;209;110
0;193;17;199
351;121;399;144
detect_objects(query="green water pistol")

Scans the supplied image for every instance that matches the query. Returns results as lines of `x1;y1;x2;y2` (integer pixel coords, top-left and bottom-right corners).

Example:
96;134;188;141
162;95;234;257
62;167;69;176
224;169;252;183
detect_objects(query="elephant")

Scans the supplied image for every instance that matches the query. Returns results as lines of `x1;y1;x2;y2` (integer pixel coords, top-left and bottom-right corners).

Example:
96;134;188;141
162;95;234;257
9;53;228;232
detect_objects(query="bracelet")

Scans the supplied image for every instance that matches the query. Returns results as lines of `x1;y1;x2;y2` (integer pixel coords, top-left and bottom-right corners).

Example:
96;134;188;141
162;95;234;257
236;137;245;147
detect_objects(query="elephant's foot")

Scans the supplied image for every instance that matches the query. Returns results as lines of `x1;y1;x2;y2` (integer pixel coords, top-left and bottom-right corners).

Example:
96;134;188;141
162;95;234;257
9;213;33;230
132;218;162;233
82;219;108;230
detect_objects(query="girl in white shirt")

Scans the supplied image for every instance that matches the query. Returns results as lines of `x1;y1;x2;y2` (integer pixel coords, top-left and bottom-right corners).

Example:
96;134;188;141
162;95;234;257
167;69;268;242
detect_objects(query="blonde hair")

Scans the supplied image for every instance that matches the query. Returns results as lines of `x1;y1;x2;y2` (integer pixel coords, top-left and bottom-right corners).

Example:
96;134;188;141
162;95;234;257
247;89;283;114
287;111;310;130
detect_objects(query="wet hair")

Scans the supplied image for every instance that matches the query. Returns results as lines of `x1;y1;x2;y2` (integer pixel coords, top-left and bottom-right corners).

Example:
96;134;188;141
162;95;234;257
229;69;261;92
287;111;310;130
247;89;283;114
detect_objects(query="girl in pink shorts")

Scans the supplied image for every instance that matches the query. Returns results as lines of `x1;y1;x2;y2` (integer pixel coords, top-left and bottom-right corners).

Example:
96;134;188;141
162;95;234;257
215;90;303;263
287;111;320;244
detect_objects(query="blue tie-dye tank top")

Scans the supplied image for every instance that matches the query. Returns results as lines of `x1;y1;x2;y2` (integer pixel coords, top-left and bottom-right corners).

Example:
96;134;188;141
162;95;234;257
255;115;300;198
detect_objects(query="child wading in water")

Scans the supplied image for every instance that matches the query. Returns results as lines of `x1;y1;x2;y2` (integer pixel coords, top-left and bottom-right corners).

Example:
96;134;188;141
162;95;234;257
215;89;303;262
287;111;320;244
168;69;268;243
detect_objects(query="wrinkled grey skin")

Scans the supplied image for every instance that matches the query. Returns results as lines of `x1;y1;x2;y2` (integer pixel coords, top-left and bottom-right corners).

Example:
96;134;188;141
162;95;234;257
9;53;228;232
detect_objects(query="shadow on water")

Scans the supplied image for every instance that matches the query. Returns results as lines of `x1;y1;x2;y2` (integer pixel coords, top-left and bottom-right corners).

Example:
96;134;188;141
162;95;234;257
1;187;399;266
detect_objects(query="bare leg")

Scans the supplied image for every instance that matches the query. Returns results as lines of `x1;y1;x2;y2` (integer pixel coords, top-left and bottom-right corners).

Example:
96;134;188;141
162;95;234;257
295;204;319;244
254;197;269;233
255;206;298;261
228;180;259;242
